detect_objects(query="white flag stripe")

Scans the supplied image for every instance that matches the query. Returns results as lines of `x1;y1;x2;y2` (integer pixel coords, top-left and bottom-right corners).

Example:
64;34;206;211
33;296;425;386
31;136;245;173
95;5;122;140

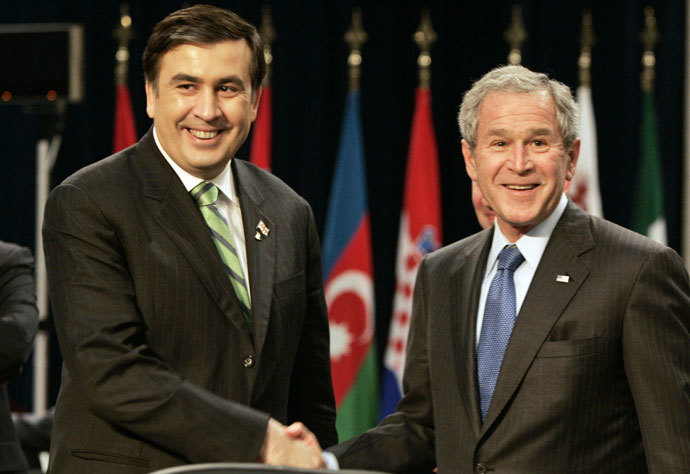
570;85;603;217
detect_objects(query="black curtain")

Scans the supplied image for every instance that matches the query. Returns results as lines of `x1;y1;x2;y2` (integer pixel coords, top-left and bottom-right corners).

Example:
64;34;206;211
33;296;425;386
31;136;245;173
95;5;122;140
0;0;685;410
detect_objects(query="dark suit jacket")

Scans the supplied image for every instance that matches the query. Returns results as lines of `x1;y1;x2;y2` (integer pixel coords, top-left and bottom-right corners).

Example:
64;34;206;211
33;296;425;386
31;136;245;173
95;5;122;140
0;242;38;473
331;202;690;473
43;130;337;473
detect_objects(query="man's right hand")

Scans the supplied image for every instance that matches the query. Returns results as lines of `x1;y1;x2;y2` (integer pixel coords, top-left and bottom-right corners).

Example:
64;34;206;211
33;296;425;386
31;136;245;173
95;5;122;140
258;418;325;469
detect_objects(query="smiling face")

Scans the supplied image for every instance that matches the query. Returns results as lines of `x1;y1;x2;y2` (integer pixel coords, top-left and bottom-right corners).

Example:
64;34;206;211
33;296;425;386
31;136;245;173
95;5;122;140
145;40;261;180
462;90;579;242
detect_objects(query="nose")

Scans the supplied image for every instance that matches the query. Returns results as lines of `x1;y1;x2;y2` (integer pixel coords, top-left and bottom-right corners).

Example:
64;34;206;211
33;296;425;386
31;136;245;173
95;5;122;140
193;88;221;121
508;143;532;174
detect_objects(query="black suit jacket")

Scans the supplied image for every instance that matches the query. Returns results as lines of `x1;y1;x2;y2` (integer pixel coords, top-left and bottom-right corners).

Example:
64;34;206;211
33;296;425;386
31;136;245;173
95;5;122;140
43;130;337;473
0;242;38;473
331;202;690;473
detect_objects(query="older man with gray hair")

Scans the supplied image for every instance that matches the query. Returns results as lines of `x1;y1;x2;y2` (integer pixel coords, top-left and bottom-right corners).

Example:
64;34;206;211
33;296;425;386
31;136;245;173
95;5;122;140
328;65;690;473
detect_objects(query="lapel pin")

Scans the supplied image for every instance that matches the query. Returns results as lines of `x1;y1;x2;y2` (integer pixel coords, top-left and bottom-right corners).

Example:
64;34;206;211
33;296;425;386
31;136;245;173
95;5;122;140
255;220;270;241
556;274;570;283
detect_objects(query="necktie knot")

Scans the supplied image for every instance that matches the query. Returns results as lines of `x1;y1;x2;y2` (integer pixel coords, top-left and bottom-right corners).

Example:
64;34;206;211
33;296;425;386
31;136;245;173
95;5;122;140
191;181;219;207
497;245;524;272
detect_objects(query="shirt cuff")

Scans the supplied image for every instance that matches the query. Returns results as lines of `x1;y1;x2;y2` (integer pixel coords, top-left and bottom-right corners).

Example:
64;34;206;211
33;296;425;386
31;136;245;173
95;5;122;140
322;451;339;470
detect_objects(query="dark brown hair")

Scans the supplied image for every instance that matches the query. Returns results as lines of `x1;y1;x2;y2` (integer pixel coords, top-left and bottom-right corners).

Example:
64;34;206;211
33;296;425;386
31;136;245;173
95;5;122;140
143;4;266;94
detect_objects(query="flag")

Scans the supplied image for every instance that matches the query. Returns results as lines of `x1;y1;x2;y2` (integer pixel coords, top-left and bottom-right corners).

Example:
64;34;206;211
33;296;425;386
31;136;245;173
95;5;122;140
322;90;378;440
113;83;137;153
250;86;272;171
380;88;442;417
569;85;603;217
631;90;666;244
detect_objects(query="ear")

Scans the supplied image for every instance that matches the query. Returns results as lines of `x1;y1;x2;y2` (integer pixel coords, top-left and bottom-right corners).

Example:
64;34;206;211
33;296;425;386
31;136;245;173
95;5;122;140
249;86;263;122
462;139;478;181
145;81;156;119
565;138;580;181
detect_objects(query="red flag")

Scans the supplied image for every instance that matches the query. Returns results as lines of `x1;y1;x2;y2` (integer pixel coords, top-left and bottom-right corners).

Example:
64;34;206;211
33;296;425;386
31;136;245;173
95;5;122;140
381;87;442;416
250;86;272;171
113;84;137;153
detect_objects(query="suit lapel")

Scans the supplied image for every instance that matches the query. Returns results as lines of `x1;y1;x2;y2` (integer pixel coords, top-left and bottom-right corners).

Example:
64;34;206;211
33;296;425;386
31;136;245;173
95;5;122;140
450;229;493;437
133;130;250;335
234;160;275;357
480;202;595;434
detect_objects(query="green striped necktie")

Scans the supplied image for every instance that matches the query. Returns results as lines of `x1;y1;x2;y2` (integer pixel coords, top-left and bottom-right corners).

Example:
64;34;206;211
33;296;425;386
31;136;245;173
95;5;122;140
191;181;252;330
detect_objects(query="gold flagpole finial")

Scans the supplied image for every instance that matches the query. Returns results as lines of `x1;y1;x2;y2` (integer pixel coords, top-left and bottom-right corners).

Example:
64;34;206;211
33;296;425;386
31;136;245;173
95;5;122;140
504;4;527;65
113;3;134;85
640;6;660;92
260;5;276;86
578;9;595;87
413;9;437;89
345;7;367;91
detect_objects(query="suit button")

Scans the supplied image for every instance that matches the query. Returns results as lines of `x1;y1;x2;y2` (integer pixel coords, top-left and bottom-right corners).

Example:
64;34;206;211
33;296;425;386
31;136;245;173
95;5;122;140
242;355;255;368
476;463;487;474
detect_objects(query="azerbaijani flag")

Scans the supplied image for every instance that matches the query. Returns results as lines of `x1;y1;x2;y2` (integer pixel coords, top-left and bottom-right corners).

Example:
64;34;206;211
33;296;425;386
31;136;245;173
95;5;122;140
380;87;442;417
322;90;378;440
250;86;272;171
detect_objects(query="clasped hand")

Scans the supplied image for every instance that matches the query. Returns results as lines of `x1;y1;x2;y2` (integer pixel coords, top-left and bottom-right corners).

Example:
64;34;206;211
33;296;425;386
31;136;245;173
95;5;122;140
258;418;325;469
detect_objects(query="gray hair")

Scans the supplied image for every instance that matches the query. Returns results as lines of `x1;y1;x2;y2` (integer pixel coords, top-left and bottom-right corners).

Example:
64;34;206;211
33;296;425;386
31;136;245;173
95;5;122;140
458;65;579;150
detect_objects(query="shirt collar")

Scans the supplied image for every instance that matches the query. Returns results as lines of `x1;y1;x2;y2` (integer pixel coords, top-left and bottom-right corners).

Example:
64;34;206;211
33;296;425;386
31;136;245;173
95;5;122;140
153;126;239;205
485;193;568;277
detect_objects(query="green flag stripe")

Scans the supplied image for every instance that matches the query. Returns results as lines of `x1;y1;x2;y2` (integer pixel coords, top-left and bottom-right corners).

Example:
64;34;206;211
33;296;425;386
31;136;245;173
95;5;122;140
631;91;665;238
335;343;379;441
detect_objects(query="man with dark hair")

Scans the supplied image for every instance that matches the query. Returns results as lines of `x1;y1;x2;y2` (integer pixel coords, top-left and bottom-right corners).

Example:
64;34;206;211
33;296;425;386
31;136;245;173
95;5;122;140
43;5;336;472
0;241;38;474
328;65;690;472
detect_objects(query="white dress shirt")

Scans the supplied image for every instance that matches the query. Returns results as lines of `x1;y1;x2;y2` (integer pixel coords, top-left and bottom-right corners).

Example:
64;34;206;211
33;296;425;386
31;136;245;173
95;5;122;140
153;127;251;300
475;193;568;344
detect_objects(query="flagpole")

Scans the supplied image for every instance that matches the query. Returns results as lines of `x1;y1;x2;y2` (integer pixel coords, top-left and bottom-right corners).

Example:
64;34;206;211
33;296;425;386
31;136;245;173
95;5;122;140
632;6;667;245
570;9;604;217
322;8;378;440
684;0;690;269
504;5;527;65
381;8;442;417
112;3;137;152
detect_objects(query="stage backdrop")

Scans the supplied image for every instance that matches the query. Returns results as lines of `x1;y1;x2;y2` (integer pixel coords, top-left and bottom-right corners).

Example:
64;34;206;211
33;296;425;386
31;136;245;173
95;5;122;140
0;0;685;411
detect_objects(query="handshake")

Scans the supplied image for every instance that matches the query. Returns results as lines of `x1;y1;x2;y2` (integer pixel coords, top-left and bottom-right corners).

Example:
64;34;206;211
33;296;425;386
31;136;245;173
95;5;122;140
258;418;328;469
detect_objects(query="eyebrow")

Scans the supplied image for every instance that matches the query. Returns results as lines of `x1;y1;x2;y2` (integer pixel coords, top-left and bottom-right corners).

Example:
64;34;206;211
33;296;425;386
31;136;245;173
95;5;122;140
485;127;556;137
528;128;556;137
169;74;246;90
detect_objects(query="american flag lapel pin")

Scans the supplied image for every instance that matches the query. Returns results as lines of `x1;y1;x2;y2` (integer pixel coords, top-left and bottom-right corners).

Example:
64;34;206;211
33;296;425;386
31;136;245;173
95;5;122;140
556;274;570;283
255;220;270;241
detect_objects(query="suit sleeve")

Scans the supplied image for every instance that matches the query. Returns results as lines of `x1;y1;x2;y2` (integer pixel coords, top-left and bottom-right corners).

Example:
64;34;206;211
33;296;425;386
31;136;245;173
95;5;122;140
43;183;269;463
0;244;39;383
287;205;338;448
623;246;690;472
329;257;436;473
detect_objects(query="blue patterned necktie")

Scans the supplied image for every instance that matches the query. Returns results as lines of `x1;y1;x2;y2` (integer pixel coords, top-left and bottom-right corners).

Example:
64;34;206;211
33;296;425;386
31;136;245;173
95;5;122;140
191;181;252;331
477;245;525;422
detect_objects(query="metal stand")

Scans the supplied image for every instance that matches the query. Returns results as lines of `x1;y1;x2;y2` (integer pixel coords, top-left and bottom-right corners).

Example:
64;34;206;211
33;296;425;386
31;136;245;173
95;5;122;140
32;101;64;415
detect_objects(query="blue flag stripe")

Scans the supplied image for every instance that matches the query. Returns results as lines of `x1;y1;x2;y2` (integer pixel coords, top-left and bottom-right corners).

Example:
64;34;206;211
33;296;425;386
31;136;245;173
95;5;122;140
322;90;369;278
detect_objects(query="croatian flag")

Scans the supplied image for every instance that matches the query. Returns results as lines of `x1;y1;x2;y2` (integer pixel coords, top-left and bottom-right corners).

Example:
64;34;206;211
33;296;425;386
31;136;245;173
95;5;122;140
322;90;378;440
380;87;442;417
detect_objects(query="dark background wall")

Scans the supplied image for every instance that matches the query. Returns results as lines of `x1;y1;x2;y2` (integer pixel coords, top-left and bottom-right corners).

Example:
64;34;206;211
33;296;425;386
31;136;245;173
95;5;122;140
0;0;685;411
